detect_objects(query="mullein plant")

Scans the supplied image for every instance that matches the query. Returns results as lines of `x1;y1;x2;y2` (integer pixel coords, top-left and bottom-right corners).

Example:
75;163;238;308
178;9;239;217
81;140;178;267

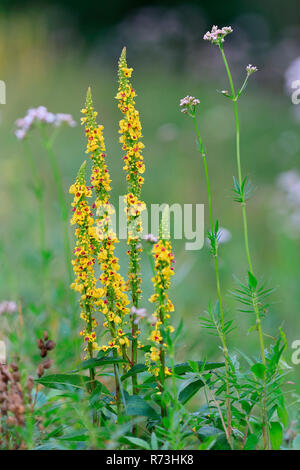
146;216;175;418
70;89;132;411
180;96;233;448
69;161;100;388
203;25;287;449
116;47;146;395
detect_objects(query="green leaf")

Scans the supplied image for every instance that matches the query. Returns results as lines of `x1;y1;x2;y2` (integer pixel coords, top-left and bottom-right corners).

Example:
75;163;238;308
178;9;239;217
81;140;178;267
36;374;90;392
123;436;150;450
178;379;204;404
244;433;259;450
277;405;289;428
121;364;147;382
174;361;224;375
197;426;229;450
269;421;283;450
58;431;89;442
123;361;224;384
248;271;258;290
251;363;266;379
126;395;159;419
150;432;159;450
77;357;127;371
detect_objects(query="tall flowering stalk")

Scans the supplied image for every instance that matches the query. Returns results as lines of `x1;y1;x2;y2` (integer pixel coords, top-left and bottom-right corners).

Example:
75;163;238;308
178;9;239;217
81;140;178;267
204;25;269;447
146;219;175;418
69;161;100;388
81;88;130;413
116;47;146;394
15;107;76;293
180;95;233;447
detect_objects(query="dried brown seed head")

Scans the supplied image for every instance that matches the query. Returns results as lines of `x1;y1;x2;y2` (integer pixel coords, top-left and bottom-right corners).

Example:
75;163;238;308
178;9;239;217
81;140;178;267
45;340;55;351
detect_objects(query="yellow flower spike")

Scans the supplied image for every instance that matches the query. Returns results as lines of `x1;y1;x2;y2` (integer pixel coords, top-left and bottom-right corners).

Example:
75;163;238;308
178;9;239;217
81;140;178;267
116;47;147;389
70;161;101;361
146;234;176;389
83;86;129;358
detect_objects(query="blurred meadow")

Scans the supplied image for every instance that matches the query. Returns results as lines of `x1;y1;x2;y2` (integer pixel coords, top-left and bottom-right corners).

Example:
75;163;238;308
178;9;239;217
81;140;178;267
1;3;300;400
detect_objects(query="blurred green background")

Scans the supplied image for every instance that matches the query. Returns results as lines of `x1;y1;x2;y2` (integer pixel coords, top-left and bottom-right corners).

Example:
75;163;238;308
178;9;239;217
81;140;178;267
0;0;300;395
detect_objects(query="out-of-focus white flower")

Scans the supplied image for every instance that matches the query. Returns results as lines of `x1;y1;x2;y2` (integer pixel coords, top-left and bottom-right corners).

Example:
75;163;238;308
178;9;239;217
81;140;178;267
277;170;300;205
131;306;147;324
285;56;300;92
273;170;300;236
144;233;158;244
203;25;233;45
0;301;17;315
206;227;232;247
15;106;76;140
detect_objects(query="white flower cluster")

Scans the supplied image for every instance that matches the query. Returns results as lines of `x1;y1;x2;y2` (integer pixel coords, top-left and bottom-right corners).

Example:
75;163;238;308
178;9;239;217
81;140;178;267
0;301;17;315
144;233;158;244
179;95;200;115
203;25;233;45
246;64;258;75
131;306;157;325
15;106;76;140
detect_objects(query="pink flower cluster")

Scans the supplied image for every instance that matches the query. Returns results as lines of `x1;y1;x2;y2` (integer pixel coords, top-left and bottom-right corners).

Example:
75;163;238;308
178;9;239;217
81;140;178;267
179;96;200;115
203;25;233;45
15;106;76;140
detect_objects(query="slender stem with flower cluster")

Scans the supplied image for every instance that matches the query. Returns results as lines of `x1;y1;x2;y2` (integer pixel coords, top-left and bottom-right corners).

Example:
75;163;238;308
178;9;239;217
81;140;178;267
23;139;47;275
40;126;73;288
202;27;269;447
221;52;268;447
180;95;233;446
193;117;233;445
15;108;76;299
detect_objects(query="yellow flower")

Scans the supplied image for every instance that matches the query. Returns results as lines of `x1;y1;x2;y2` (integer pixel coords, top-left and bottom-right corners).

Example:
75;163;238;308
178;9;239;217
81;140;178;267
82;87;130;356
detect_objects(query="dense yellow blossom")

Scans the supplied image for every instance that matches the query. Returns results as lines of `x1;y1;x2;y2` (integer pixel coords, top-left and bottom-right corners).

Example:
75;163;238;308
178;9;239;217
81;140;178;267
146;239;175;379
116;47;146;372
70;161;101;357
82;87;130;357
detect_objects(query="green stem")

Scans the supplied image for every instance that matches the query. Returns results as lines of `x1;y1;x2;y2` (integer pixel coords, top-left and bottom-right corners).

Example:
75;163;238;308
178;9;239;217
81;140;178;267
129;239;139;396
192;116;232;448
24;140;47;260
39;126;73;287
219;44;269;448
113;350;121;419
